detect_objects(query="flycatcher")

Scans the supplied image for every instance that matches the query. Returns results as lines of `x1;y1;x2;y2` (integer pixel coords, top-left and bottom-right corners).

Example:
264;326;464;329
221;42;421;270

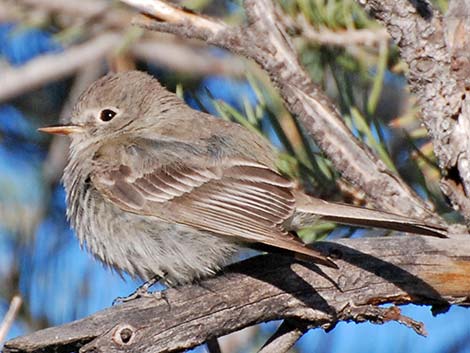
39;71;447;286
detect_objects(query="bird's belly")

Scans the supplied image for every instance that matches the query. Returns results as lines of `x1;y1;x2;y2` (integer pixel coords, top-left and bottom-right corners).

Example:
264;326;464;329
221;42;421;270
72;190;240;285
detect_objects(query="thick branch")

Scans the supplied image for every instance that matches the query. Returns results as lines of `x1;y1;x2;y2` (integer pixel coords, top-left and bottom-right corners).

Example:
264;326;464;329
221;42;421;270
4;235;470;353
122;0;442;222
356;0;470;219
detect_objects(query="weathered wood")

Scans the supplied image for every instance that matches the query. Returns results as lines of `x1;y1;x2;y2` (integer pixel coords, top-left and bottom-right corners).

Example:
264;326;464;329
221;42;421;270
357;0;470;220
4;235;469;353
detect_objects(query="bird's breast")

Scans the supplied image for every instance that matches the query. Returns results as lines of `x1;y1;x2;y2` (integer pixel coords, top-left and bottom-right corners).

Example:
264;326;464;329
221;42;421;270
65;168;240;284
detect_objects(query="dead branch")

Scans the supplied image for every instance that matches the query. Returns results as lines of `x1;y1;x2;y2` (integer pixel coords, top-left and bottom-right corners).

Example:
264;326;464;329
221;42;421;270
41;64;103;184
356;0;470;220
0;0;246;103
295;15;389;47
132;40;246;76
258;320;306;353
0;296;22;345
0;32;121;103
12;0;129;28
4;235;469;353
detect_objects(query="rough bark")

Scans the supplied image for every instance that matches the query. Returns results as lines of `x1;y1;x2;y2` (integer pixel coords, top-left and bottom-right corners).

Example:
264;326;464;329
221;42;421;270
357;0;470;219
4;235;470;353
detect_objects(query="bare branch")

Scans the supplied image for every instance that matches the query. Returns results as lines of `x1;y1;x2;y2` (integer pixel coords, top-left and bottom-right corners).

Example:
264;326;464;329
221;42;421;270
123;0;443;222
132;40;246;76
258;320;306;353
356;0;470;219
0;295;22;345
122;0;227;32
345;304;427;336
42;64;103;184
295;15;389;47
4;235;470;353
0;1;246;101
0;2;22;21
13;0;130;28
0;32;120;103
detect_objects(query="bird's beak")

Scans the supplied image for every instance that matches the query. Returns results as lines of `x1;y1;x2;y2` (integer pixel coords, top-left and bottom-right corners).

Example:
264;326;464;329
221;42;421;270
38;124;85;135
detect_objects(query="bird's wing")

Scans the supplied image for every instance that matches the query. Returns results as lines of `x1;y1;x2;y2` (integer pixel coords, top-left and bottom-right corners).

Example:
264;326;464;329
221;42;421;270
92;158;335;267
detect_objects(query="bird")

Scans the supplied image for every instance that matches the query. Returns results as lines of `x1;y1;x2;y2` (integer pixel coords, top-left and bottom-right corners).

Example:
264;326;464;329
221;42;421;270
39;70;447;287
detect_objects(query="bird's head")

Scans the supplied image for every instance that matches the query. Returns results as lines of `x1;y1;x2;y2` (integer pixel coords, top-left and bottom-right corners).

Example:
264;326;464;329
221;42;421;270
39;70;179;142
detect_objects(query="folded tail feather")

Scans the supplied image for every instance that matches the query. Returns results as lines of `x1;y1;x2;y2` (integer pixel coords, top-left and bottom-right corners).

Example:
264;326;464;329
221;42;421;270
291;192;448;238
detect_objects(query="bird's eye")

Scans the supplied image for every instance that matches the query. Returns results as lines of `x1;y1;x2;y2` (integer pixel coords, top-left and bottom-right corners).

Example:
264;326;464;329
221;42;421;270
99;109;117;122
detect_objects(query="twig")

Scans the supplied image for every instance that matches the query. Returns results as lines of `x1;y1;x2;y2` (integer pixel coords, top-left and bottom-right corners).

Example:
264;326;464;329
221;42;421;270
0;2;22;22
132;40;246;76
123;0;443;222
302;26;388;47
345;304;427;336
42;63;103;184
1;0;247;102
14;0;130;28
0;32;120;103
0;296;22;344
122;0;227;32
258;320;306;353
296;14;389;47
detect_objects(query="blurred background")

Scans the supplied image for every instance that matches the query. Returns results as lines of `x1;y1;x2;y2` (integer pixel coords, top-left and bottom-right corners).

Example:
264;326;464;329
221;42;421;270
0;0;468;352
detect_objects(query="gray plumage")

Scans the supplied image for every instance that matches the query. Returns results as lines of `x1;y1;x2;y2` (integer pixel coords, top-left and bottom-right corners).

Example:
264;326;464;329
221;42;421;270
40;71;447;286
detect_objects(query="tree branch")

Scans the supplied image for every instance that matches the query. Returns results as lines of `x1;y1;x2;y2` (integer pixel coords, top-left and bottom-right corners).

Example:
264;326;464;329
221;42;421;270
0;295;22;345
258;320;306;353
14;0;130;28
0;32;121;103
294;15;389;47
1;0;246;103
356;0;470;219
4;235;469;353
121;0;443;222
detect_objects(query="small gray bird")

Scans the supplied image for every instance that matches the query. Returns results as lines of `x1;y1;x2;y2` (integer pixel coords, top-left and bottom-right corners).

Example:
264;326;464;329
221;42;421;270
39;71;447;286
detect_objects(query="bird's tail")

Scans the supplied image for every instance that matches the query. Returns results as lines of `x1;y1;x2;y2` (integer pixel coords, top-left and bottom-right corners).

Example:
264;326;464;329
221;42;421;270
290;192;448;238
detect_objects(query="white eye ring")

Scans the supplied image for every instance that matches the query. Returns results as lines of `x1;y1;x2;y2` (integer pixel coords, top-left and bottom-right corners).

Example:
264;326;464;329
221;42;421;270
99;108;118;122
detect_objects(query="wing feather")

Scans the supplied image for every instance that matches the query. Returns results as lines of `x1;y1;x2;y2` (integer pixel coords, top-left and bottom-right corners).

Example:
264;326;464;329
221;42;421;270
93;159;336;267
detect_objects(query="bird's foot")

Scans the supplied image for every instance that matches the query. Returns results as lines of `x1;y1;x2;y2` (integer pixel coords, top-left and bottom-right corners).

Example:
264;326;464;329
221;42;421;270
113;277;161;305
